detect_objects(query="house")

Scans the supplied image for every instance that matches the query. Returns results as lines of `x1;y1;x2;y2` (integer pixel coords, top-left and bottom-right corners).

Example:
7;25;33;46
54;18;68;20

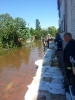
57;0;75;49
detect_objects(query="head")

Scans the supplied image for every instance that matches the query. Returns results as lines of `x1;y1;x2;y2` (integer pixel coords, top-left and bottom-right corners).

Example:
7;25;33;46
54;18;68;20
48;34;50;39
64;32;72;42
56;33;60;38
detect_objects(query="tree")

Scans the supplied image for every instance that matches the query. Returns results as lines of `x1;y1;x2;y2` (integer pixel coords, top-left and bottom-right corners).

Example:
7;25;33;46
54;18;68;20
14;17;26;31
30;27;35;36
47;26;57;36
0;13;15;48
0;13;14;28
35;19;41;31
35;19;41;39
40;29;48;37
0;13;59;49
0;13;28;48
14;17;29;41
56;28;59;33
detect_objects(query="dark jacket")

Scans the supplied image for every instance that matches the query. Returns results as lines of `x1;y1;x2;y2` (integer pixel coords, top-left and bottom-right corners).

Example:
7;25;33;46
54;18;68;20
64;39;75;66
54;37;62;51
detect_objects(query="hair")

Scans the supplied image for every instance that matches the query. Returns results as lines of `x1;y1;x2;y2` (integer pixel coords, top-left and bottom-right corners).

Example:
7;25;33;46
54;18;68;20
64;32;72;38
56;33;60;37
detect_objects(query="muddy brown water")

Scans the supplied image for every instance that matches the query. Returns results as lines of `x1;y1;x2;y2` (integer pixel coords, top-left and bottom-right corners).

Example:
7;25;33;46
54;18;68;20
0;40;44;100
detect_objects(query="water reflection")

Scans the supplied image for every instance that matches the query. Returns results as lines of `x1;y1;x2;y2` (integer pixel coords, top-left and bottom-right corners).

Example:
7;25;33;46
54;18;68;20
0;40;44;100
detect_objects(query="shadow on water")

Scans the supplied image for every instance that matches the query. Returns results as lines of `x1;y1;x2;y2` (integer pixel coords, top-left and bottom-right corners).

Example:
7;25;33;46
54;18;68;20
0;40;44;100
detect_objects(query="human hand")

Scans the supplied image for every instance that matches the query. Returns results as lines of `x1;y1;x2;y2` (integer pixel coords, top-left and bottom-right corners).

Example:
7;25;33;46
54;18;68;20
70;56;73;62
72;67;75;75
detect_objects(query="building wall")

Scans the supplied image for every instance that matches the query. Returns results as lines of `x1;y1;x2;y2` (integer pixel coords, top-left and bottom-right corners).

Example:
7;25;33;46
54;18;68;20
71;0;75;39
59;0;65;27
66;0;71;33
58;0;73;49
58;0;75;49
59;0;66;49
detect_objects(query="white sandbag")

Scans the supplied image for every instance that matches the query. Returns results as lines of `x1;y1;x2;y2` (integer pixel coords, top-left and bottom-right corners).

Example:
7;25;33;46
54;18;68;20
66;92;71;100
35;59;43;66
42;74;52;78
36;72;42;77
52;71;63;76
42;77;52;82
33;75;42;80
27;83;39;90
41;68;53;77
42;65;51;69
51;78;63;84
54;46;57;50
49;42;57;50
43;49;54;59
42;69;64;80
36;65;51;76
41;65;51;73
36;65;43;73
53;75;65;80
28;80;49;91
31;79;41;84
51;62;59;66
25;89;47;100
25;88;38;100
48;88;65;95
52;57;58;61
46;82;64;89
36;66;43;76
35;65;50;76
42;57;52;66
42;67;62;77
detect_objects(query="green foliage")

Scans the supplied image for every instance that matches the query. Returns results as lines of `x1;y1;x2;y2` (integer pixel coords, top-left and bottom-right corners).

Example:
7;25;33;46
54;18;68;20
47;26;57;36
0;13;29;48
0;13;58;49
35;19;41;31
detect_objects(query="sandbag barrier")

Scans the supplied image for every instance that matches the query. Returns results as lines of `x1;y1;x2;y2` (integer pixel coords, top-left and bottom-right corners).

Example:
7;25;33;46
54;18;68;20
24;41;66;100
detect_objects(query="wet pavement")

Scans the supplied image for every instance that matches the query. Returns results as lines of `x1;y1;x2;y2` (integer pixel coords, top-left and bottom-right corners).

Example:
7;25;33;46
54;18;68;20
0;41;44;100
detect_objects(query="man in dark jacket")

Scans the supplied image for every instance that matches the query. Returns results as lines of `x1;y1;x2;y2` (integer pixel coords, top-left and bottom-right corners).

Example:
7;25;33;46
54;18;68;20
64;33;75;79
64;32;75;93
54;33;62;51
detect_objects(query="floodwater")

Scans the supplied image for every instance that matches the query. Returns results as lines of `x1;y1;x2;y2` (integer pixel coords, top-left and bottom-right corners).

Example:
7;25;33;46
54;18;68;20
0;40;44;100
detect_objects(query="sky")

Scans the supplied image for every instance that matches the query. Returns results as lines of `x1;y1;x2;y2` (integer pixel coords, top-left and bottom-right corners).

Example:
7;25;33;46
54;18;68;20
0;0;59;29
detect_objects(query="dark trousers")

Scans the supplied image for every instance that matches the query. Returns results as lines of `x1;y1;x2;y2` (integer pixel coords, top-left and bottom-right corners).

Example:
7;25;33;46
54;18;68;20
66;68;72;81
64;62;72;79
70;73;75;93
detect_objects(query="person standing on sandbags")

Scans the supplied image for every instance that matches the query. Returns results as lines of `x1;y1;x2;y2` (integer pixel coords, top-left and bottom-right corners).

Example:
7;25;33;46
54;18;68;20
42;37;47;51
46;34;51;48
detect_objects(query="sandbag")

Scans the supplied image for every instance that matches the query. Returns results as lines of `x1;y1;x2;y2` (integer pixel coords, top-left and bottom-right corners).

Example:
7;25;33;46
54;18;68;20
49;42;57;50
25;88;38;100
43;49;55;59
46;82;64;89
66;92;71;100
42;57;52;66
48;88;65;95
33;95;46;100
51;61;59;66
51;78;63;84
35;59;43;66
27;81;49;91
42;77;52;82
35;65;51;76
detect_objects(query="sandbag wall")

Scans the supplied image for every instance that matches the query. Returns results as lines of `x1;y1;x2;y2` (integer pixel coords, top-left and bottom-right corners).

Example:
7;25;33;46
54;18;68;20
24;41;66;100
